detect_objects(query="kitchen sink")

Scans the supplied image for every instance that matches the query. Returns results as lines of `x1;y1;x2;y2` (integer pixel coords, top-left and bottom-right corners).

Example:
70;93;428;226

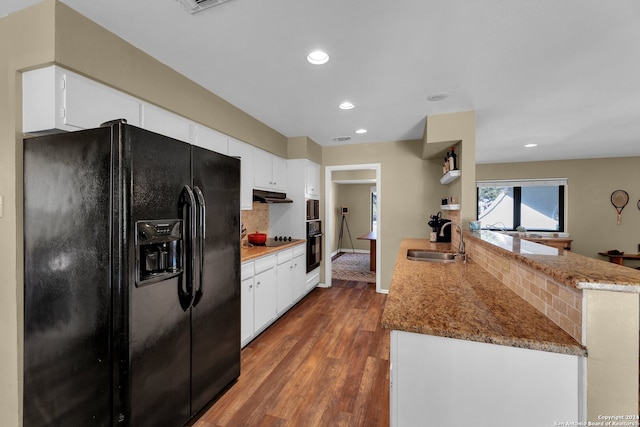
406;249;457;263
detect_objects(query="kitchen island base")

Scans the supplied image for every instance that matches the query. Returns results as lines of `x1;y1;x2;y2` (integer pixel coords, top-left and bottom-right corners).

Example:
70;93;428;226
390;330;585;427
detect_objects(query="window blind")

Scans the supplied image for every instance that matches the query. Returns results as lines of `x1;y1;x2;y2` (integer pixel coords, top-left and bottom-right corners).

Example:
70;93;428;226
477;178;567;188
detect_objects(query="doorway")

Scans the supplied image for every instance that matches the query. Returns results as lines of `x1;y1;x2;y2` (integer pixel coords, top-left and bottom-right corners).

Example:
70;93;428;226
324;164;382;293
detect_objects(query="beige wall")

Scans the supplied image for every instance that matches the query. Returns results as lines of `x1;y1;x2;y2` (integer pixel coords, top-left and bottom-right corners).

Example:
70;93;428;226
287;136;322;164
323;140;443;289
477;157;640;262
424;111;476;227
334;184;374;252
1;2;57;425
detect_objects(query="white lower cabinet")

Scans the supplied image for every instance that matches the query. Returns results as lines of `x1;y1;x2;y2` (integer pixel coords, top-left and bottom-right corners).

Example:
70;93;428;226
253;256;277;336
390;330;584;427
292;246;306;302
240;262;255;346
276;250;294;315
241;244;310;348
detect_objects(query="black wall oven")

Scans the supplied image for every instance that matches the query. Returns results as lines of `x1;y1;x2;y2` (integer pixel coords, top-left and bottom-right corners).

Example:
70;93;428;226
306;220;322;272
306;199;319;220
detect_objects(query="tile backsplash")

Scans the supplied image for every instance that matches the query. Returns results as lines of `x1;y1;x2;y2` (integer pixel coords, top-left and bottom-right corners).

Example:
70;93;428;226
241;202;269;239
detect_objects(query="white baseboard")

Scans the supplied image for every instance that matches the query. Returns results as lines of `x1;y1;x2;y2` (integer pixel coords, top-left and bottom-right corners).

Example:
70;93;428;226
335;248;370;254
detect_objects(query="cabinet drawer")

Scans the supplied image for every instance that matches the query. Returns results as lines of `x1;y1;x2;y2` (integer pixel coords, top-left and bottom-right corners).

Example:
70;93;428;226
254;254;276;274
241;261;254;280
292;244;305;258
277;248;293;265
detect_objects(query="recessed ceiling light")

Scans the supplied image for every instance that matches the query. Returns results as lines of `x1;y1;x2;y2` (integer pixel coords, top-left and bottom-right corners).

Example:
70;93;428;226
427;92;449;102
307;50;329;65
524;143;538;148
339;101;355;110
332;136;351;142
355;129;367;134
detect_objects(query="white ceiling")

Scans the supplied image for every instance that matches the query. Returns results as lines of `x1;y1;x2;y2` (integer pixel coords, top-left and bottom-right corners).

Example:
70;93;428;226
4;0;640;163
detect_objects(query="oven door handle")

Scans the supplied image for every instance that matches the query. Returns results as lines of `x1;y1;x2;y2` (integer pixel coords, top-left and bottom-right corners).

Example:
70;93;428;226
309;233;323;237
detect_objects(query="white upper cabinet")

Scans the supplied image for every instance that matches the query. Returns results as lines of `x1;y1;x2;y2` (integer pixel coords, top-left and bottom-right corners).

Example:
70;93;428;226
272;156;288;192
141;104;191;143
253;147;287;192
253;148;273;189
305;160;321;199
228;137;254;210
23;66;140;133
192;125;228;154
23;65;261;214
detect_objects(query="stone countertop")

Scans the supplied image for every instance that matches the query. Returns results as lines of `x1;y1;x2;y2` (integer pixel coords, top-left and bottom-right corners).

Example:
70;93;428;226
241;239;306;262
381;238;586;357
470;230;640;292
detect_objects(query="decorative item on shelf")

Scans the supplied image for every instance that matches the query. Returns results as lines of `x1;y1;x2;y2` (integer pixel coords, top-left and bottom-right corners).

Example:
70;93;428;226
469;221;481;231
448;146;457;171
610;190;629;225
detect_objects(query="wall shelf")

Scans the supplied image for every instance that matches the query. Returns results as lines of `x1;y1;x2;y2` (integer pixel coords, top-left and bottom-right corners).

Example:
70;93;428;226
440;204;460;211
440;169;461;185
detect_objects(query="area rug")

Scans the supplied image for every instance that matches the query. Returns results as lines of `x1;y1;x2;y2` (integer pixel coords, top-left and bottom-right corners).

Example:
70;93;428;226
332;252;375;283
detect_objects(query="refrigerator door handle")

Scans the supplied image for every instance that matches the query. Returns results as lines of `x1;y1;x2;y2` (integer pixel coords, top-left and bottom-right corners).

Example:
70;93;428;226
179;185;197;311
192;186;206;307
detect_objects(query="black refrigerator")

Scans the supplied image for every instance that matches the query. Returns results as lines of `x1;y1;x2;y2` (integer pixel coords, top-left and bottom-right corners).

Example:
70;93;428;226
23;120;241;426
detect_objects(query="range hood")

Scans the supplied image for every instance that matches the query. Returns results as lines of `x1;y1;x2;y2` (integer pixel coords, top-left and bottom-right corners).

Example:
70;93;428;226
253;189;293;204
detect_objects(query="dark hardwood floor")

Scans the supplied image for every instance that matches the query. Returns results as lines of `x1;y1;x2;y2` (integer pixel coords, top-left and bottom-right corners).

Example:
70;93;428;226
194;279;390;427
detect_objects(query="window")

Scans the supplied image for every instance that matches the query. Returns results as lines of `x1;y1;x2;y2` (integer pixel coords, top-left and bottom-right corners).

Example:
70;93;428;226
477;179;566;232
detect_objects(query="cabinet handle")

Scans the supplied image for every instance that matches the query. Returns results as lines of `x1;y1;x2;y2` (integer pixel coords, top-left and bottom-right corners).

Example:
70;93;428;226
256;281;261;286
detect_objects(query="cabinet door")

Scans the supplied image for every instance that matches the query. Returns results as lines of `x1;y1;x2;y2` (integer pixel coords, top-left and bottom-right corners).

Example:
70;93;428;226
193;125;228;154
228;138;254;210
64;73;141;130
23;66;141;133
253;148;273;190
271;155;288;192
292;254;306;302
305;161;320;198
142;104;191;142
254;267;277;332
276;260;293;315
241;276;254;347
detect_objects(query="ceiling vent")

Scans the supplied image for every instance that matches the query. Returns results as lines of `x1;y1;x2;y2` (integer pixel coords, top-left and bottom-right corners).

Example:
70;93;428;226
332;136;352;142
176;0;234;14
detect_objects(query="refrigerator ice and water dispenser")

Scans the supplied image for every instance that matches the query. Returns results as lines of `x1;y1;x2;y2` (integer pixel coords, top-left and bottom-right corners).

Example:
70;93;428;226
136;219;183;285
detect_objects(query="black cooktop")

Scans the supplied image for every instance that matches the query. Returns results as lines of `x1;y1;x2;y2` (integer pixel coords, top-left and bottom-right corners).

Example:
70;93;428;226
264;236;294;247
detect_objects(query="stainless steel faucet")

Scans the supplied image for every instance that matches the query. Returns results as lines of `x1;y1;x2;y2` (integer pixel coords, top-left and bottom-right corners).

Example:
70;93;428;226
440;222;466;262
